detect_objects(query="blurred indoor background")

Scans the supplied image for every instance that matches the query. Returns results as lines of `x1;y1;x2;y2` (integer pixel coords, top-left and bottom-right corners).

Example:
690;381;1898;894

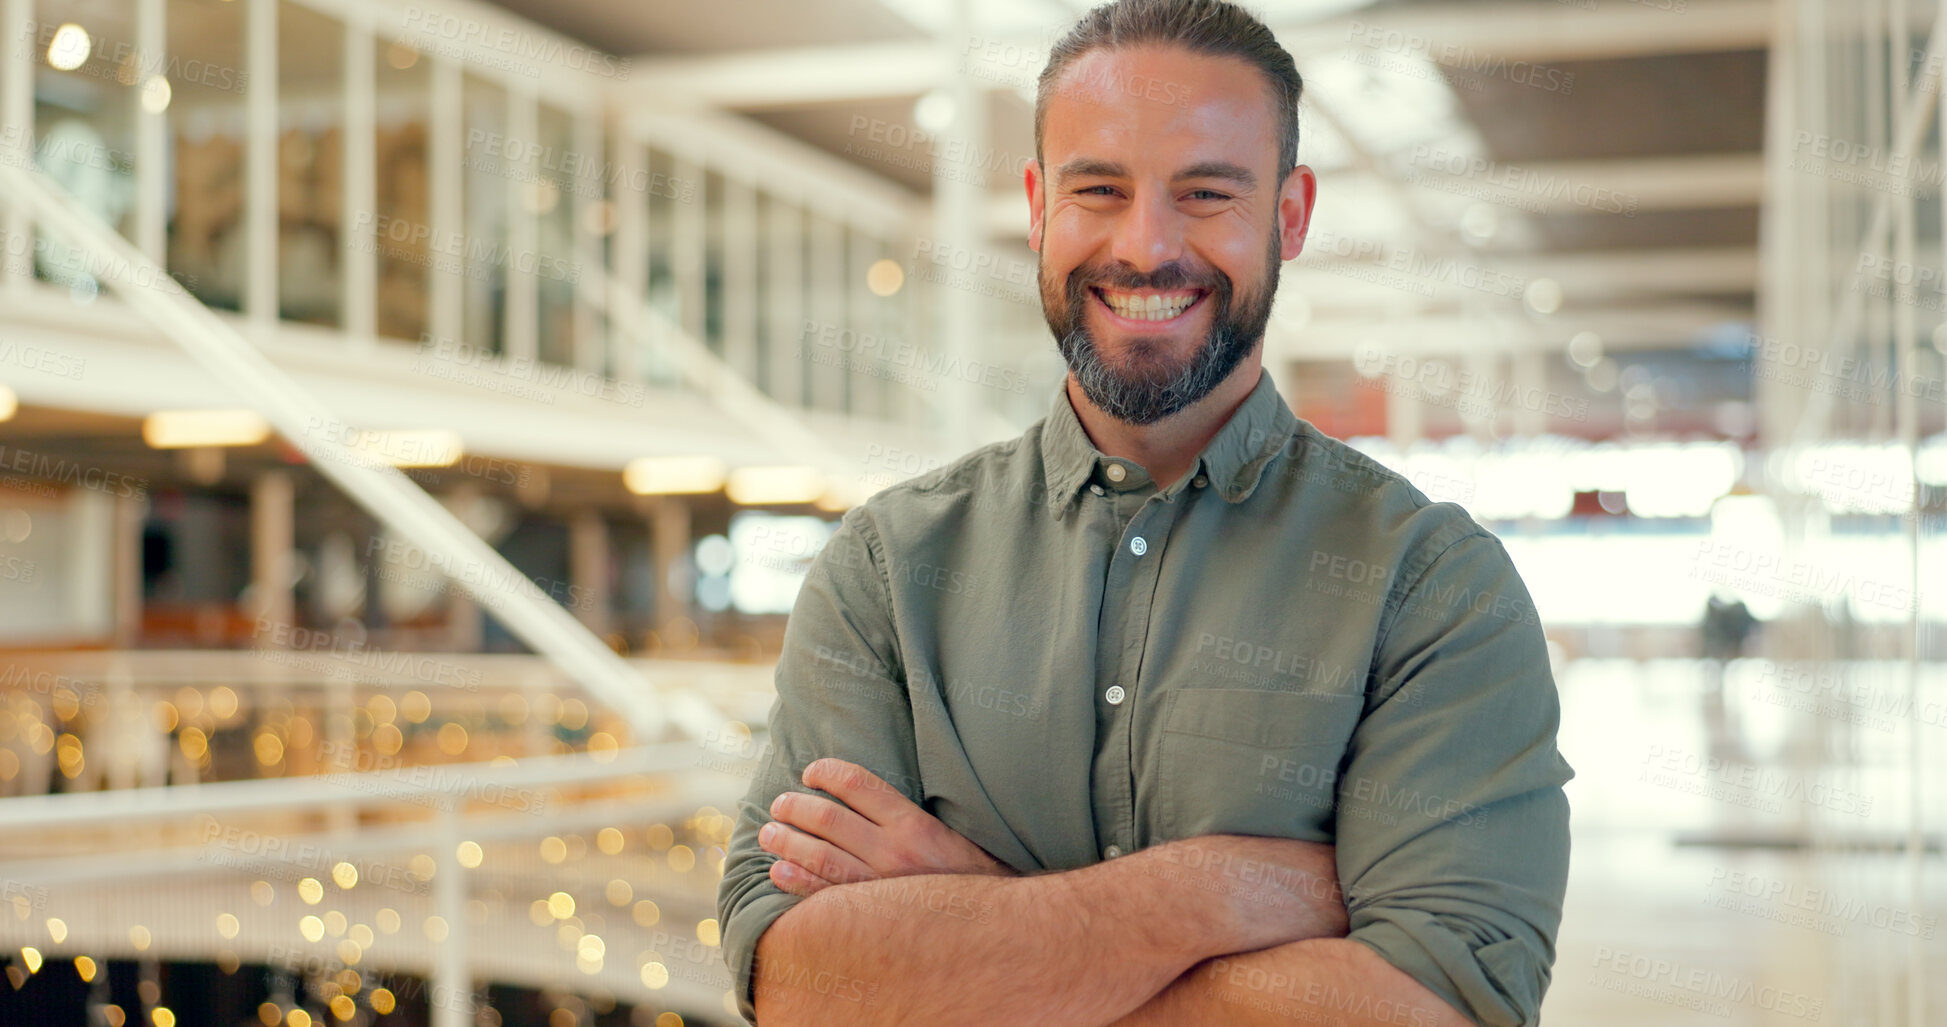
0;0;1940;1024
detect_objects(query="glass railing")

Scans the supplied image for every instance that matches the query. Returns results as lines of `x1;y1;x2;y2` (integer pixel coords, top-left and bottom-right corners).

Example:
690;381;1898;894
2;0;988;445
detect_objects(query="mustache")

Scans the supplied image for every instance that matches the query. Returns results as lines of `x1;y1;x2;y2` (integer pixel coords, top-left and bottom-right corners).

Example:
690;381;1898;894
1065;261;1228;297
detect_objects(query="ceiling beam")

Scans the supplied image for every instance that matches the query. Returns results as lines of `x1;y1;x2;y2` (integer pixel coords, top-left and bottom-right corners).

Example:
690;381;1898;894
625;41;943;109
1493;246;1758;299
1394;153;1767;214
1273;248;1753;322
625;0;1774;111
1286;0;1774;64
1274;301;1753;360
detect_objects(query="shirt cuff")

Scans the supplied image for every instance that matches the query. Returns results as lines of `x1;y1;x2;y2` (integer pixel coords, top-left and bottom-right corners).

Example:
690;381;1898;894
1348;909;1550;1027
723;888;802;1025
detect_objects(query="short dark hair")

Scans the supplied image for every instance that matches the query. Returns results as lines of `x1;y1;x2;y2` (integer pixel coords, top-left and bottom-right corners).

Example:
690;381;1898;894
1034;0;1304;183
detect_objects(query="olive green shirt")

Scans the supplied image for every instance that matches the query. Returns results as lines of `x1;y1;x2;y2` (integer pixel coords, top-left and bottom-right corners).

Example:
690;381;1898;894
717;370;1573;1026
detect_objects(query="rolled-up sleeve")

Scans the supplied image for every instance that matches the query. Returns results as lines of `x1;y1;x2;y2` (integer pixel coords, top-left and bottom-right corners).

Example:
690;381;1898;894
1337;531;1574;1027
715;509;922;1025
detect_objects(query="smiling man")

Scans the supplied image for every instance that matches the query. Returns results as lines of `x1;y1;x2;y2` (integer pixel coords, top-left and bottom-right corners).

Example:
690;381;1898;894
716;2;1573;1025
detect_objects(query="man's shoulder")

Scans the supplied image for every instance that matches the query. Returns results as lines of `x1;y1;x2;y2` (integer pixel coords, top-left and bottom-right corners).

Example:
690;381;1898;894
1274;419;1489;553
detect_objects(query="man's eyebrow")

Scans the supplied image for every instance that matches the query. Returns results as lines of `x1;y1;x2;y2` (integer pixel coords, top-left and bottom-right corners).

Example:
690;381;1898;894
1053;158;1256;188
1054;158;1126;184
1175;161;1255;187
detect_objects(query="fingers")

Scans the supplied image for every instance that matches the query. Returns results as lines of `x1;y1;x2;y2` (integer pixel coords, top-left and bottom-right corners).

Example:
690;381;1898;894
767;856;836;898
800;758;920;827
759;819;875;890
770;788;882;861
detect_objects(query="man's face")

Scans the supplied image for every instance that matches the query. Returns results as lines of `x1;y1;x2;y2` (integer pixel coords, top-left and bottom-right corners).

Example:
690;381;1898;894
1028;45;1316;425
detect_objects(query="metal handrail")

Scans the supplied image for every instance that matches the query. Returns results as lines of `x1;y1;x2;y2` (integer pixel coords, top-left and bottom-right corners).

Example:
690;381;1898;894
0;742;707;832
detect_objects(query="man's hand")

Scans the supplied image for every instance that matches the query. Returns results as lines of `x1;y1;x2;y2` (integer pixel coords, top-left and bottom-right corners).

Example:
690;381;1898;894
759;757;1016;896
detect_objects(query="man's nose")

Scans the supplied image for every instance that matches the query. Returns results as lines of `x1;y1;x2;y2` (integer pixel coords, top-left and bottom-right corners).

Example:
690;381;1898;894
1107;191;1185;273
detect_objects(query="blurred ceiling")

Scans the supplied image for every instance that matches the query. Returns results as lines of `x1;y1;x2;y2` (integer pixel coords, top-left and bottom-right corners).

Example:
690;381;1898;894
601;0;1770;414
55;0;1774;438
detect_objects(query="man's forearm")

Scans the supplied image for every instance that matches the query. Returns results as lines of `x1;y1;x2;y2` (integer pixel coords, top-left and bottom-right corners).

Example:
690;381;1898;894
751;834;1345;1026
1108;938;1473;1027
752;853;1222;1027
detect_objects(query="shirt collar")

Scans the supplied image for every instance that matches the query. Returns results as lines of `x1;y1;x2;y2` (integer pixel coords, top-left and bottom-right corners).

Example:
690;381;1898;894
1038;369;1299;519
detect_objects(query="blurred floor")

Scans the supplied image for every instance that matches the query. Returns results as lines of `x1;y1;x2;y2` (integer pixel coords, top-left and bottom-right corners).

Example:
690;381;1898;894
1545;658;1943;1025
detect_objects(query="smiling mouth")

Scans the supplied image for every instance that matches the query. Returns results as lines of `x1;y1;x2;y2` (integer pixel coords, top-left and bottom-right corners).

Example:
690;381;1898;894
1092;287;1208;324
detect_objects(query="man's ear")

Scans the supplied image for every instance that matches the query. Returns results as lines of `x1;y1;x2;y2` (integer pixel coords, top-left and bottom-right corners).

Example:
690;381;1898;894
1279;164;1319;261
1025;159;1045;253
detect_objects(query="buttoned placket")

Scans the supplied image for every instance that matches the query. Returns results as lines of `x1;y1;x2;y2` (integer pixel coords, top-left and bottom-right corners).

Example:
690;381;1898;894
1086;462;1196;862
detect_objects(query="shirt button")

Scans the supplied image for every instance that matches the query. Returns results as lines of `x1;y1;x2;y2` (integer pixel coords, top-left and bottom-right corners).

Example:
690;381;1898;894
1089;484;1105;496
1192;475;1208;488
1104;845;1124;859
1129;536;1148;556
1105;463;1127;482
1105;684;1126;705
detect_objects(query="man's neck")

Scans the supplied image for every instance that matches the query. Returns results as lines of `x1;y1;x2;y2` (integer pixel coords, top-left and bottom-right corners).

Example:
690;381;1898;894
1065;359;1264;491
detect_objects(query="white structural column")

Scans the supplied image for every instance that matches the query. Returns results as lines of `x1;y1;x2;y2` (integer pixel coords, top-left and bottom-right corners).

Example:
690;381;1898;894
850;228;885;420
611;135;648;382
807;211;845;411
324;672;356;832
342;4;378;341
1866;0;1891;443
505;84;540;362
723;173;759;383
569;509;611;636
134;0;166;262
933;0;984;449
1898;3;1928;1024
111;492;147;648
431;807;471;1027
429;56;464;345
1;0;29;288
250;472;296;640
1756;0;1799;444
443;484;485;653
672;151;706;345
245;0;278;323
767;197;805;405
650;497;690;636
572;107;602;374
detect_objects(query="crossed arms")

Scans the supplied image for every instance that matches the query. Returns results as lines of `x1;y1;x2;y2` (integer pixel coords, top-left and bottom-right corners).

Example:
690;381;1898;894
747;757;1471;1027
717;517;1571;1027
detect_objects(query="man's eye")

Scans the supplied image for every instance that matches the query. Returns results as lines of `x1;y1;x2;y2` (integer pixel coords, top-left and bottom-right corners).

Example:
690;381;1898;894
1077;185;1119;196
1187;190;1231;201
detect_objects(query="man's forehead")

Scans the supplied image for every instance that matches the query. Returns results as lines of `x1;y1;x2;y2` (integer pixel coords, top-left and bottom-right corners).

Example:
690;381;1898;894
1041;46;1280;173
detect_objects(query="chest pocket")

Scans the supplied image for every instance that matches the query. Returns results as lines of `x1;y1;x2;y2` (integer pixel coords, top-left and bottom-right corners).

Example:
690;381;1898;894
1156;687;1361;843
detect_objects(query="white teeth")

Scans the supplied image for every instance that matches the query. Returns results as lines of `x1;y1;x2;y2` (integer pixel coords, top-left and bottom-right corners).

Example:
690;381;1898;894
1102;291;1197;322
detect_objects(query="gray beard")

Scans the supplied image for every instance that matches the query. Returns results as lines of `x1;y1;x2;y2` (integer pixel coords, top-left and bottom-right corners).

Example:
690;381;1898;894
1057;317;1257;426
1044;236;1281;426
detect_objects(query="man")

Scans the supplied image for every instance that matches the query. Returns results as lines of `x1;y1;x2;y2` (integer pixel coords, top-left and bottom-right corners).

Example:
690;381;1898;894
716;1;1572;1024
